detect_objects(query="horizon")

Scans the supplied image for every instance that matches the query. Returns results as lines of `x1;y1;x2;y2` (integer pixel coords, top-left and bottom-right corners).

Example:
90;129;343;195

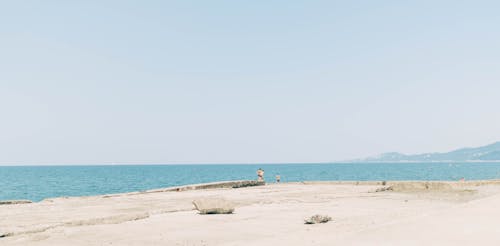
5;160;500;167
2;1;500;165
0;141;500;167
2;140;500;166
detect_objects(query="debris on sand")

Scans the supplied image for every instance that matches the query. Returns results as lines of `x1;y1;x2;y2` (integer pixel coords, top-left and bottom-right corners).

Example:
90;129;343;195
304;214;332;224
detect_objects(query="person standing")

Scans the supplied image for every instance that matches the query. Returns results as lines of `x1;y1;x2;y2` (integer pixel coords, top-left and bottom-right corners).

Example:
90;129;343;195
257;168;264;181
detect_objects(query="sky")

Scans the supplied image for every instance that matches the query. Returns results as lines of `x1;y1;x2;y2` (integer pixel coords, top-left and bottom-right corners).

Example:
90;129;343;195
1;1;500;165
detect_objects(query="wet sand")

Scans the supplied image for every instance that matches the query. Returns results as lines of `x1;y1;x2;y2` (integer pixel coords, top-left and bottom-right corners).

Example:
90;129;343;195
2;181;500;245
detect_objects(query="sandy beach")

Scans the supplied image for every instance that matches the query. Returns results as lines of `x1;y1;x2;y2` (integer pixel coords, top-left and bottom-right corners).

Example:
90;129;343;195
2;180;500;245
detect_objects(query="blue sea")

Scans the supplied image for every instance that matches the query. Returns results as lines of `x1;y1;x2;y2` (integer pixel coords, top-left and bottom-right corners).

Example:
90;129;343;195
2;162;500;202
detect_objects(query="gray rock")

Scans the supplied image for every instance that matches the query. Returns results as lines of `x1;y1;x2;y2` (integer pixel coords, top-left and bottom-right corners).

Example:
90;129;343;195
192;198;235;214
0;200;32;205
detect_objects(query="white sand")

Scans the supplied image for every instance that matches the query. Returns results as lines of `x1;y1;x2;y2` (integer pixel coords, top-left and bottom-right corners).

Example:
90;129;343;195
2;181;500;245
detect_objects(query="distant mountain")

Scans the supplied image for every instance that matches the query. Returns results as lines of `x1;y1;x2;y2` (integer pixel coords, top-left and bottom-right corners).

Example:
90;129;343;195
355;142;500;162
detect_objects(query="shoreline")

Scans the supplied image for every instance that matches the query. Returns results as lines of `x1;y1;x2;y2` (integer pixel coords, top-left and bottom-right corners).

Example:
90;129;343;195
3;180;500;245
4;179;500;204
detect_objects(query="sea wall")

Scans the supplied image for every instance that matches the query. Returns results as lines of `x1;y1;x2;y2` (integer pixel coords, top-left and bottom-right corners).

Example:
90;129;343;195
147;180;266;192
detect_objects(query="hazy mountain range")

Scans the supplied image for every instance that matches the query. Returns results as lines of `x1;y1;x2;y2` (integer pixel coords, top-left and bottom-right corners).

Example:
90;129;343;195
354;142;500;162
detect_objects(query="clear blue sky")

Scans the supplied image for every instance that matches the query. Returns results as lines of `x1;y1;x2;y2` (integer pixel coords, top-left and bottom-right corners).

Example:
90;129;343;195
1;1;500;165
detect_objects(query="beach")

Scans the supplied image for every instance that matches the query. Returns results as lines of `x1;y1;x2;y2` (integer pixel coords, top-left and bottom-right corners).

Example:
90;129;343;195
2;181;500;245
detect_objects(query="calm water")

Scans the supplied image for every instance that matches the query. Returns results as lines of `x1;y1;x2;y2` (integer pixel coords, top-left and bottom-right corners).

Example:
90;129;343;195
2;162;500;202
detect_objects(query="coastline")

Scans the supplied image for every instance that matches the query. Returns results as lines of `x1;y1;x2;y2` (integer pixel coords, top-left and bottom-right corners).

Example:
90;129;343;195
5;162;500;202
3;180;500;245
5;178;500;204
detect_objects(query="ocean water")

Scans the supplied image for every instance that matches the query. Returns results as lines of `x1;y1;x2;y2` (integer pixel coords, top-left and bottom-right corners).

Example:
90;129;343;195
2;162;500;202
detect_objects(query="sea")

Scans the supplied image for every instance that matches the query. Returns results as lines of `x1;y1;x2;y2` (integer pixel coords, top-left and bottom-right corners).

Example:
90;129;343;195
2;162;500;202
